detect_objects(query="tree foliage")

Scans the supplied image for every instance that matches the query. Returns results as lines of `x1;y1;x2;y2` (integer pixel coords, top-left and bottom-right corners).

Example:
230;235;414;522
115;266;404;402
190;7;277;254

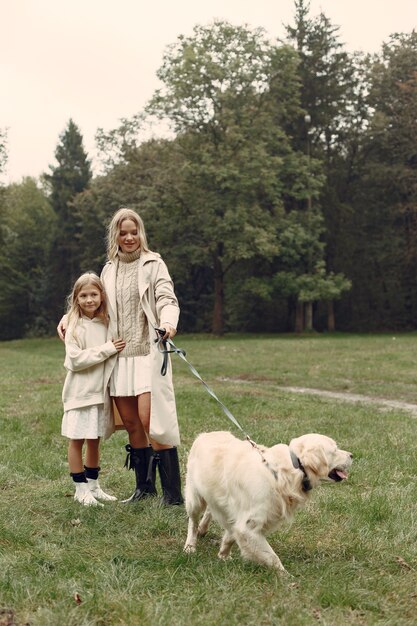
0;178;55;339
284;0;360;328
146;21;328;333
2;10;417;338
0;128;8;179
44;119;92;319
339;32;417;329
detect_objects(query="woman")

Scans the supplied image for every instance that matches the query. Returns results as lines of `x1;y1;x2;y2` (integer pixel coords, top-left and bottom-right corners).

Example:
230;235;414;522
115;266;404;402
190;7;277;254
59;207;183;505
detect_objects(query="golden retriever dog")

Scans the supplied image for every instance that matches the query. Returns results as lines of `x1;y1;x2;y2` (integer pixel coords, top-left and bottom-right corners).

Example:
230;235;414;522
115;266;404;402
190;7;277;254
183;431;352;573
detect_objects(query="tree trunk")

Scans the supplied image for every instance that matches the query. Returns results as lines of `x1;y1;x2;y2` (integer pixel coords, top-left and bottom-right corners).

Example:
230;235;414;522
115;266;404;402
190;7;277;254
212;256;224;335
327;300;335;332
295;300;304;333
304;301;313;331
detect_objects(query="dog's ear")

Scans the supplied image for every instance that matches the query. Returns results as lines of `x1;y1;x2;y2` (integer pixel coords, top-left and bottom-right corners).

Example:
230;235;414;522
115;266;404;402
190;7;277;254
300;446;329;478
290;436;330;479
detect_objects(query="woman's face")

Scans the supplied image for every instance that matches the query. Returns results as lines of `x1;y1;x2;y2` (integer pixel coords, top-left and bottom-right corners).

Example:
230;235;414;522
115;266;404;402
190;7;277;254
117;219;140;253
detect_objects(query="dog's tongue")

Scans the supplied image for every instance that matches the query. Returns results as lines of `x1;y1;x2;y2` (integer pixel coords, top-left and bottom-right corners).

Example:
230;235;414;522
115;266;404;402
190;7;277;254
336;470;348;480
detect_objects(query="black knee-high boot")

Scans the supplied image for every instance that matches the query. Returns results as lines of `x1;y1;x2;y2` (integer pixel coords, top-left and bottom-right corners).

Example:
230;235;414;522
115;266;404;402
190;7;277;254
155;447;184;505
122;445;157;503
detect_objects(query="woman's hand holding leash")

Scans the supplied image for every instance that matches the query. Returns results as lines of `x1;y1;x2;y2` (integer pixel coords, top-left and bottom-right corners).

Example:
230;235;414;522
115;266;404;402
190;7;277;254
159;324;177;340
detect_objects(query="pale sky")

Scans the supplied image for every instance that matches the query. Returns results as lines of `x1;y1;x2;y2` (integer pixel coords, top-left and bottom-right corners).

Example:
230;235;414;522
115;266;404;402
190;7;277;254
1;0;416;183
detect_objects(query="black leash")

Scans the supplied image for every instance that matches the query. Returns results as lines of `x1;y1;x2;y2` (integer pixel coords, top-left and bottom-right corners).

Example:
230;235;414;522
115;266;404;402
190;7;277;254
154;328;278;478
154;328;248;435
154;329;311;489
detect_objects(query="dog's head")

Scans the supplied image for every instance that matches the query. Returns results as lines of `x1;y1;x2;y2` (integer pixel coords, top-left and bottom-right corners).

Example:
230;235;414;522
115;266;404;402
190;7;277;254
289;433;352;486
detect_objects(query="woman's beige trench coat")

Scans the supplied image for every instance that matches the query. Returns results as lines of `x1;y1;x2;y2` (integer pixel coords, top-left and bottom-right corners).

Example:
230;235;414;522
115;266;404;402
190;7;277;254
100;251;181;446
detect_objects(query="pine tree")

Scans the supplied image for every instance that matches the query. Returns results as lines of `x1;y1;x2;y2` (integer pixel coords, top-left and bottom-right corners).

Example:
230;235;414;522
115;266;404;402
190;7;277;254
0;128;7;178
45;119;92;319
283;0;355;330
344;32;417;330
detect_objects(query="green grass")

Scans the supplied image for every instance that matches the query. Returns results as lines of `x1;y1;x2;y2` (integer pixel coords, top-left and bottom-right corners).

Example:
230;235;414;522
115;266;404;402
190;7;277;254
0;334;416;625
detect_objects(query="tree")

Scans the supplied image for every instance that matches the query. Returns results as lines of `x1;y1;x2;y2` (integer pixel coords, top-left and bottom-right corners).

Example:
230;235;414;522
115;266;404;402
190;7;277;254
0;128;7;179
285;0;358;155
44;119;92;319
284;0;354;329
340;32;417;330
0;178;55;338
77;130;219;330
146;21;309;334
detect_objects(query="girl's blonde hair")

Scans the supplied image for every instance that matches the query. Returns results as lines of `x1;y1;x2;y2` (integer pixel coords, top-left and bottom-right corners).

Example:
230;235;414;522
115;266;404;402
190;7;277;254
106;207;150;261
66;272;108;336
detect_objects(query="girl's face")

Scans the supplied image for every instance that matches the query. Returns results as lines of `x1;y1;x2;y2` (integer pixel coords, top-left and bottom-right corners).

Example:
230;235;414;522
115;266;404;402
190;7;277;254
77;284;102;318
117;219;140;253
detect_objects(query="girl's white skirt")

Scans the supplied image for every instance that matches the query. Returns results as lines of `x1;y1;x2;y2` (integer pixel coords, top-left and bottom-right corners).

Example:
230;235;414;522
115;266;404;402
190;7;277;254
110;355;151;397
62;404;107;439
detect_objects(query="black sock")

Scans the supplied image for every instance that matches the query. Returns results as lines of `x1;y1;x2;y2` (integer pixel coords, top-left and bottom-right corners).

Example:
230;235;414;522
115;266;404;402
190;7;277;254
84;465;100;480
70;471;87;483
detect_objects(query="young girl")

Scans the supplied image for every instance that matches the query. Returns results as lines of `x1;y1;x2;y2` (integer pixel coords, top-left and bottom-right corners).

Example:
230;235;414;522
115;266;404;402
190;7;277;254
61;272;126;506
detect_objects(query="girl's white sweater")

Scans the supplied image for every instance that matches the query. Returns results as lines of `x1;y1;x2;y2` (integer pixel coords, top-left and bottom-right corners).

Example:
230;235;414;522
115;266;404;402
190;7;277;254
62;317;118;412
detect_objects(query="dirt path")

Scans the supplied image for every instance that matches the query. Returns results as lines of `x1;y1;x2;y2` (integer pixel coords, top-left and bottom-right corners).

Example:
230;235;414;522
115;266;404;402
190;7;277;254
279;386;417;417
219;378;417;417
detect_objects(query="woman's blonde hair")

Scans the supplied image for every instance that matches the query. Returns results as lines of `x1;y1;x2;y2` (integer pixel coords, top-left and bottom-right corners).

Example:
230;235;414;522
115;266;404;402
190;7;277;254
66;272;108;336
106;207;150;261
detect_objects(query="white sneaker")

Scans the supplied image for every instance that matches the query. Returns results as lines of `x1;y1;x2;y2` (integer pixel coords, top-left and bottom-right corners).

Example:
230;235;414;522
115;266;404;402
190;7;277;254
74;482;103;507
87;478;117;502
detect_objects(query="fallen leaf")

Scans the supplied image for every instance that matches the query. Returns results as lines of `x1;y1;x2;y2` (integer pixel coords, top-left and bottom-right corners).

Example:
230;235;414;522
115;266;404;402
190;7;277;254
0;609;15;626
395;556;414;571
74;593;82;605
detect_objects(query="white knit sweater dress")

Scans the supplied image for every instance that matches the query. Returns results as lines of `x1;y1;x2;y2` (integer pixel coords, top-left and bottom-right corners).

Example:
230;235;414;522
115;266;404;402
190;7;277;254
110;249;152;397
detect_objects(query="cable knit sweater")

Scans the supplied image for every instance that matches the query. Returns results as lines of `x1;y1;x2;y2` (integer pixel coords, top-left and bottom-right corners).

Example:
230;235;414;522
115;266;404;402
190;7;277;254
116;249;150;357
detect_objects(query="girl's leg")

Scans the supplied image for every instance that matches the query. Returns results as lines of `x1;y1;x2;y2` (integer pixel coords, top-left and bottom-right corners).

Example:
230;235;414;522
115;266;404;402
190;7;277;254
68;439;84;473
85;438;116;502
114;396;148;447
68;439;102;507
85;438;100;468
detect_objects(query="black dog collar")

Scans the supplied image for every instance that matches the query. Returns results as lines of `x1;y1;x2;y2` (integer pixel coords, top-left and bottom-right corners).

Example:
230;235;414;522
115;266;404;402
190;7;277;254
290;451;312;492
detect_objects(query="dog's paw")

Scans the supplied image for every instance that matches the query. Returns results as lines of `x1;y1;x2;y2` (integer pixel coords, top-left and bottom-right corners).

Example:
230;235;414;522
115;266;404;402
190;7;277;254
277;566;292;577
183;544;196;554
218;552;233;561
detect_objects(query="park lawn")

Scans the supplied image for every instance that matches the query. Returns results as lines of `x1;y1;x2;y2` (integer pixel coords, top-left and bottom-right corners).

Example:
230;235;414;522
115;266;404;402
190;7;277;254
0;334;416;626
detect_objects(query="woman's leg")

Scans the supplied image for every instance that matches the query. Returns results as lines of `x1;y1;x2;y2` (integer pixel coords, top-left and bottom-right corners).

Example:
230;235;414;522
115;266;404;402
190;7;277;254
68;439;84;473
136;392;183;504
114;395;156;502
114;396;148;447
137;392;170;451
